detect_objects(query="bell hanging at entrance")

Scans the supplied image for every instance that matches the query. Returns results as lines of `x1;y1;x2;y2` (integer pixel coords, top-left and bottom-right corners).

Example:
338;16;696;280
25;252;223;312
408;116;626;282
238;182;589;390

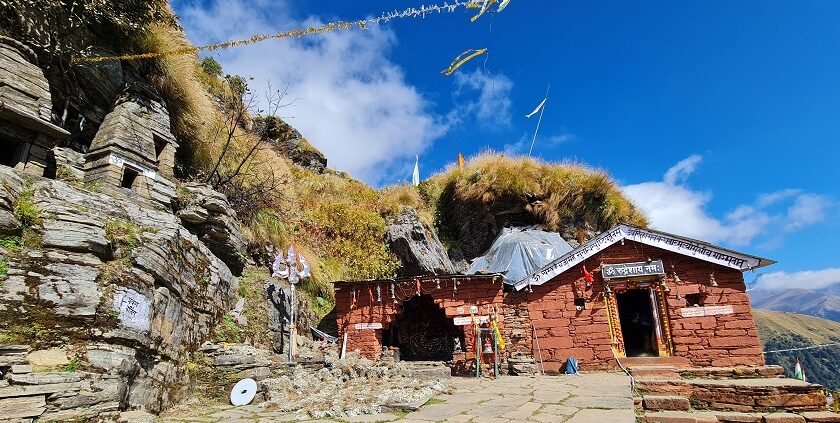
483;338;494;354
709;273;718;287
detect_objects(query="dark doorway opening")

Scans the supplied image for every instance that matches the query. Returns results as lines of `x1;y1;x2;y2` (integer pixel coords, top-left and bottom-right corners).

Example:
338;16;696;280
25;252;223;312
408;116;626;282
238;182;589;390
616;289;658;357
121;167;139;189
0;142;21;168
383;294;461;361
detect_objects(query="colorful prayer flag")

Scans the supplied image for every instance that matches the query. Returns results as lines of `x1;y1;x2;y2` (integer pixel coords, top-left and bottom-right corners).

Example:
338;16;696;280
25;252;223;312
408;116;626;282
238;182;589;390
442;49;488;76
458;153;466;169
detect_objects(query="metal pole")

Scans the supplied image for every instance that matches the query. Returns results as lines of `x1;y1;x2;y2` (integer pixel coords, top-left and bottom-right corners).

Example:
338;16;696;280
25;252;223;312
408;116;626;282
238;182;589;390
528;84;551;157
289;283;296;363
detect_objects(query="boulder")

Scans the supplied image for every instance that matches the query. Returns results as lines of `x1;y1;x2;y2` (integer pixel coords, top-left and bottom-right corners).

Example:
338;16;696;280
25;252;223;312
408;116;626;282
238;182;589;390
26;349;69;368
176;183;248;276
385;208;455;277
254;116;327;173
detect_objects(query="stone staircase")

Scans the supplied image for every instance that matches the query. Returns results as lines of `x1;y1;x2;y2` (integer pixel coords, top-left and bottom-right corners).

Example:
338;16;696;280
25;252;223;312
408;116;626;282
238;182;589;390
626;362;840;423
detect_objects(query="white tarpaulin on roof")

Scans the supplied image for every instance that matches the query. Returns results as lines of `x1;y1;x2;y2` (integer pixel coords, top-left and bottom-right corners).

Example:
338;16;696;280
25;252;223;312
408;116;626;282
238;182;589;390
468;227;573;286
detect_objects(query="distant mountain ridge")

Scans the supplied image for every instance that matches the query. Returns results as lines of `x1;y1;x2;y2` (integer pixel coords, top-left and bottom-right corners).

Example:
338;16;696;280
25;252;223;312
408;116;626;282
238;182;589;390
748;282;840;323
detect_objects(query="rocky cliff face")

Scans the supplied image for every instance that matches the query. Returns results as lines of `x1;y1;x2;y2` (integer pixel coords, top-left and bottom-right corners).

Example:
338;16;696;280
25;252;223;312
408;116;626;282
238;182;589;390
0;165;239;416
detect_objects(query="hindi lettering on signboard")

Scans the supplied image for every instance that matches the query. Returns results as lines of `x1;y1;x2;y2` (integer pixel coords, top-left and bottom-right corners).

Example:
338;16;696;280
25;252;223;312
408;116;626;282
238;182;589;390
602;260;665;280
354;322;383;330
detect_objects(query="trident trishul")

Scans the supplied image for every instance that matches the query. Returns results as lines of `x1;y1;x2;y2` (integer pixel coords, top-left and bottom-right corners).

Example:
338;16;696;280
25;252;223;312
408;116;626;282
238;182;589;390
271;243;310;362
271;243;311;284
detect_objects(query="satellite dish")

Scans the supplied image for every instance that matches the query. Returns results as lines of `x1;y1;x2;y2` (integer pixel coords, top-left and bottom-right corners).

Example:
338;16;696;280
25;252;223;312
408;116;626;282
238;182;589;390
230;378;258;406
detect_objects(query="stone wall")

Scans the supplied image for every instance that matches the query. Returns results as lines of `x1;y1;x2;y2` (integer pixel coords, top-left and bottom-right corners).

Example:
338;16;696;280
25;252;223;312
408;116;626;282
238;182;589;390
334;276;503;373
0;165;238;418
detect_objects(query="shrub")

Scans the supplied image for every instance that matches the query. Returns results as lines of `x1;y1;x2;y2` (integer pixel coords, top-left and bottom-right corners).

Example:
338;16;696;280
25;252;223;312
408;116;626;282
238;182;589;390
200;56;222;76
105;220;139;255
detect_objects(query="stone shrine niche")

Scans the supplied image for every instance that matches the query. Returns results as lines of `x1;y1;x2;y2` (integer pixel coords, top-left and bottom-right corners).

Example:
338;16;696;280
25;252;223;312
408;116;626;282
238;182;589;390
84;84;178;207
0;36;70;176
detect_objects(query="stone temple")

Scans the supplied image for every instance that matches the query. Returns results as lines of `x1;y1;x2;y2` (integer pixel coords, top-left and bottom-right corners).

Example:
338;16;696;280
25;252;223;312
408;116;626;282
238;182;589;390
0;36;69;176
84;84;179;206
334;224;775;372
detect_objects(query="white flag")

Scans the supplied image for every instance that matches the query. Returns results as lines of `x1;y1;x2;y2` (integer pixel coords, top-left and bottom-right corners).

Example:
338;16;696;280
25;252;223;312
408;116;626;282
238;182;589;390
412;155;420;186
526;97;547;118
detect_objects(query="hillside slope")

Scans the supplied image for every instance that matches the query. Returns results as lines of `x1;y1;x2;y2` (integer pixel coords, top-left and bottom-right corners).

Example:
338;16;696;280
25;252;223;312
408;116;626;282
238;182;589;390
750;288;840;323
753;309;840;390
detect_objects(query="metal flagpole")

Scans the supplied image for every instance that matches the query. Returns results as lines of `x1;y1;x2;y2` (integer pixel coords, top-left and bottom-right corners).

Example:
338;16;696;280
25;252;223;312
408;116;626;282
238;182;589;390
528;84;551;157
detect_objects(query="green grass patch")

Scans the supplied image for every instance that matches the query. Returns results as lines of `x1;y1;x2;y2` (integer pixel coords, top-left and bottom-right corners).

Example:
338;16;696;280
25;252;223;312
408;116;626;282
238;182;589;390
14;189;41;228
62;358;81;372
424;398;447;405
105;219;140;257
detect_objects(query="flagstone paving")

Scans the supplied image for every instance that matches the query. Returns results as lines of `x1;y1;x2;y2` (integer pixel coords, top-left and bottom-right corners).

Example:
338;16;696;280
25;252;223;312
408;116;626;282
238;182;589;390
157;372;635;423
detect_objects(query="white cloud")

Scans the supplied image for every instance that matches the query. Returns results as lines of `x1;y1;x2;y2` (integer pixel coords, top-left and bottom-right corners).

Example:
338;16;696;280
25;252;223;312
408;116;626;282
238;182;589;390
753;268;840;291
177;0;445;184
448;69;513;128
663;154;703;186
622;155;831;247
784;193;830;232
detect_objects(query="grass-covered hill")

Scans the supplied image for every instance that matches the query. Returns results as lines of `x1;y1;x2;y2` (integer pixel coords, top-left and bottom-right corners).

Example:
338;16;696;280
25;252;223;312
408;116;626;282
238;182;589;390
754;309;840;390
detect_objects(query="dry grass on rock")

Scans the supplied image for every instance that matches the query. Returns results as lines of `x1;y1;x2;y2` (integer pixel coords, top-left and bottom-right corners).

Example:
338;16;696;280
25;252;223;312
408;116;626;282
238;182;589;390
422;152;648;257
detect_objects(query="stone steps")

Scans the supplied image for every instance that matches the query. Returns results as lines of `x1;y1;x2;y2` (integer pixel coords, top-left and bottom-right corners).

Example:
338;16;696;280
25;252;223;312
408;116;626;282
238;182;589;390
640;410;840;423
621;356;691;367
637;378;827;412
643;394;692;411
630;365;681;380
678;366;785;380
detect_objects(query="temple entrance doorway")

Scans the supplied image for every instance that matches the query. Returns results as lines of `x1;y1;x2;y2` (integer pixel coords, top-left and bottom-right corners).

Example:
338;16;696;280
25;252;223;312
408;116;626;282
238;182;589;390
382;294;462;361
616;289;659;357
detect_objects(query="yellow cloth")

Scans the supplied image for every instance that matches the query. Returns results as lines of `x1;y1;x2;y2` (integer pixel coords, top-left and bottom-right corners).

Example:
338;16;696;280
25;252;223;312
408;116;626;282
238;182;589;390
458;153;466;169
492;320;505;350
442;49;488;76
467;0;498;22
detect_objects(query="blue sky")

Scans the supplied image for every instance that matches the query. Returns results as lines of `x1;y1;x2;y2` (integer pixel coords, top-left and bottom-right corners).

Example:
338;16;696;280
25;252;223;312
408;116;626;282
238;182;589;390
173;0;840;289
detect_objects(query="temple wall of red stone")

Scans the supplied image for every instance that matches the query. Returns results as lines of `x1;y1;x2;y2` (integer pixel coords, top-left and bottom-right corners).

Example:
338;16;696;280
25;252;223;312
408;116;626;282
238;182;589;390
520;240;764;370
333;240;764;372
334;277;504;369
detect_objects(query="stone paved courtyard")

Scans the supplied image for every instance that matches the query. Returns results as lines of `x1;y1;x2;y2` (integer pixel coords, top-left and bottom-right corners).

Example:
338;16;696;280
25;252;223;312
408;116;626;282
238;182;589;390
157;372;635;423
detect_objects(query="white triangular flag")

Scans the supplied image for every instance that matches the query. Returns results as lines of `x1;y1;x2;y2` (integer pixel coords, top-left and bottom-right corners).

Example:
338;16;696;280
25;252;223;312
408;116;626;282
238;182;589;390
526;97;547;118
412;155;420;186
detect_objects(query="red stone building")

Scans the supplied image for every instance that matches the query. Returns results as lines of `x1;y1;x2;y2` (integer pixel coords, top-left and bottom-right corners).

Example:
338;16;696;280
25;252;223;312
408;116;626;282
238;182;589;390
333;224;774;373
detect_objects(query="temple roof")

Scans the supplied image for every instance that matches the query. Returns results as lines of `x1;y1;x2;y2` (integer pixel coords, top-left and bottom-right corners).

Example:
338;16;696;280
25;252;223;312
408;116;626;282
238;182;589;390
512;224;775;291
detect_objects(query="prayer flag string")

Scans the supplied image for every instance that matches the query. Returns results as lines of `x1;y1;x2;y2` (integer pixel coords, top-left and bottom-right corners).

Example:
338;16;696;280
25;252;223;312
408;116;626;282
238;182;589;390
70;0;507;64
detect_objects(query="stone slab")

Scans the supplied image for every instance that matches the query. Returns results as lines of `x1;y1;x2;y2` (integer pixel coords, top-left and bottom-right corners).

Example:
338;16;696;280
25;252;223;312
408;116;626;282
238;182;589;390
0;395;46;419
10;365;32;374
763;413;806;423
0;382;81;398
801;412;840;422
566;408;636;423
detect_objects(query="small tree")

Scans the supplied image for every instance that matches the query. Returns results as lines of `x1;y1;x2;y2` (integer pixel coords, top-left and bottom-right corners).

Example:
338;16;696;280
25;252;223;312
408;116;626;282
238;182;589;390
204;77;300;221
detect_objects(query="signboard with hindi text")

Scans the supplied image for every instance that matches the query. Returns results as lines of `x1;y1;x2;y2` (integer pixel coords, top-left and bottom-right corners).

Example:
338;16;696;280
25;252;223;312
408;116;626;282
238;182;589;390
680;305;734;318
453;316;489;326
602;260;665;280
354;323;383;330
